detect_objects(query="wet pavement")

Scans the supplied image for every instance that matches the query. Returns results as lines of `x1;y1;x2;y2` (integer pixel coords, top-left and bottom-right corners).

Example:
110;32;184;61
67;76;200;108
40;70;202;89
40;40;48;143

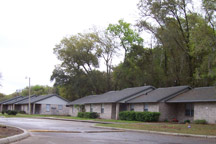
0;118;215;144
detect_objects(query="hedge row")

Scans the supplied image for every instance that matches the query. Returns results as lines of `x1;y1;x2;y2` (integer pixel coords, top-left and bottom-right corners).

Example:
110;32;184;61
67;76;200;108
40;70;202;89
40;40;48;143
77;112;99;119
119;111;160;122
2;110;18;115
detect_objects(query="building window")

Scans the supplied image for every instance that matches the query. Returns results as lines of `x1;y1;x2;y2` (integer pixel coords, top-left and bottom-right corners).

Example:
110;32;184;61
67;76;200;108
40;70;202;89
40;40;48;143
58;105;63;110
72;106;74;113
144;103;148;112
46;104;50;112
90;104;93;112
101;104;104;113
185;103;194;116
130;104;134;111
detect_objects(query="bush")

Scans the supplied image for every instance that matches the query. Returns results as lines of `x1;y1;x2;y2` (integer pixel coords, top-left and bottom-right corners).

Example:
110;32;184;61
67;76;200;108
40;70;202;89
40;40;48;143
184;120;190;124
194;119;207;124
77;112;99;119
119;111;136;121
77;112;84;118
119;111;160;122
5;110;17;115
2;111;5;115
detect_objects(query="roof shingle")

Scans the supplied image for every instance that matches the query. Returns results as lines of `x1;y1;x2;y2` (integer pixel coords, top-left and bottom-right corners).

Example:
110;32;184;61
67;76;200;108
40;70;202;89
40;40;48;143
167;87;216;103
67;86;155;105
127;86;190;103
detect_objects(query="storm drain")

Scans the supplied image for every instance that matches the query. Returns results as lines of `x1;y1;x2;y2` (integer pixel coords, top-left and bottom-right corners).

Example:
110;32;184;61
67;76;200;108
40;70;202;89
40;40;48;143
28;130;125;133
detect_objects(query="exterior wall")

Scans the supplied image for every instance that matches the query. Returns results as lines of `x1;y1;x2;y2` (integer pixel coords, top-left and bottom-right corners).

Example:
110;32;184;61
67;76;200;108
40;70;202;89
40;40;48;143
21;105;28;113
87;103;113;119
85;104;90;112
69;105;82;117
176;103;194;123
194;102;216;124
36;96;68;105
134;103;143;112
40;104;69;115
100;104;113;119
70;103;114;119
159;103;177;121
133;103;159;112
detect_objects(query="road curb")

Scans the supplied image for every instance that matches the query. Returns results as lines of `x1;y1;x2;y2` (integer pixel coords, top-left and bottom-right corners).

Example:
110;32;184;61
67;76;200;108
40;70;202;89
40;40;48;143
92;126;216;139
0;126;30;144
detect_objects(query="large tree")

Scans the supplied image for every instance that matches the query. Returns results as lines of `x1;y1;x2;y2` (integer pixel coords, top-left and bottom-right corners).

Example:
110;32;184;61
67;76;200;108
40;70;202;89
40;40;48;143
51;32;114;100
137;0;216;86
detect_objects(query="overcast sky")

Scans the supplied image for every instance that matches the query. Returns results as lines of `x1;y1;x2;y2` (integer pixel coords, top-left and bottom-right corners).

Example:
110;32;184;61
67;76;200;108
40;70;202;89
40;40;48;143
0;0;140;95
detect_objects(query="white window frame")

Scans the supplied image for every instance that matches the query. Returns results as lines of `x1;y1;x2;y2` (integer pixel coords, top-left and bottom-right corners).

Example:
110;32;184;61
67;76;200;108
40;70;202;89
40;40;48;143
90;104;93;112
130;104;134;111
72;105;74;113
46;104;50;112
144;103;148;112
185;103;194;117
58;105;63;110
101;103;104;114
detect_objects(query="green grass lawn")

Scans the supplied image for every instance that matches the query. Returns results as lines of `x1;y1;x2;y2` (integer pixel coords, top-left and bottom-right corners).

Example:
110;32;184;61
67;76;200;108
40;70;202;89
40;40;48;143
96;123;216;136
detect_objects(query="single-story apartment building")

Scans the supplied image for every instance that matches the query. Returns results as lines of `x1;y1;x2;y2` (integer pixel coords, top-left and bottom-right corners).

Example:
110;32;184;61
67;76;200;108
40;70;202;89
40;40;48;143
67;86;216;124
0;94;69;115
67;86;155;119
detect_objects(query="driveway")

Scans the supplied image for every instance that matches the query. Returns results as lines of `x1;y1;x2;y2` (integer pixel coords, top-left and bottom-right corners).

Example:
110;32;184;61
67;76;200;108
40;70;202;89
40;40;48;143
0;118;215;144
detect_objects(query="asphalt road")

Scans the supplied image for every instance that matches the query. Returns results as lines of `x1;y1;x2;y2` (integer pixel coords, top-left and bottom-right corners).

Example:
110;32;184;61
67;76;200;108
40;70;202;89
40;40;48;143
0;118;215;144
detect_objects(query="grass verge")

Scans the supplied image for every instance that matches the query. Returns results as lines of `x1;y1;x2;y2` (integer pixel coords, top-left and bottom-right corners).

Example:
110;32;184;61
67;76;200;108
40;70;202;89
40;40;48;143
96;123;216;136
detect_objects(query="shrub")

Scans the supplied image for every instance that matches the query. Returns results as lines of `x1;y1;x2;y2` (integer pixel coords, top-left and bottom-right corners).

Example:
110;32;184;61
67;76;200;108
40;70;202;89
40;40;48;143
77;112;84;118
77;112;99;119
2;111;5;115
119;111;136;121
194;119;207;124
5;110;17;115
119;111;160;122
164;119;169;122
184;120;190;124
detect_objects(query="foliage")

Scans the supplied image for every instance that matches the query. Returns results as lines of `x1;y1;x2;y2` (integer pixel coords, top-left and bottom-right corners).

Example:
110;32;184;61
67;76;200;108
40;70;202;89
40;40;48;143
119;111;136;121
77;112;99;119
119;111;160;122
184;120;191;124
51;32;117;100
51;0;216;100
5;110;17;115
107;19;143;59
194;119;207;124
20;85;56;96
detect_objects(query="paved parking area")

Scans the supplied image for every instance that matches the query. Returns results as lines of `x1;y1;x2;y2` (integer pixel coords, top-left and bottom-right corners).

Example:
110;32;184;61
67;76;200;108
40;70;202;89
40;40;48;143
0;118;215;144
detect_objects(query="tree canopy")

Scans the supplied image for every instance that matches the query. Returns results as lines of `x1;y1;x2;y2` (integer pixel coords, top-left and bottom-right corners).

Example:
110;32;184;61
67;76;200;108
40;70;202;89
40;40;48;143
51;0;216;100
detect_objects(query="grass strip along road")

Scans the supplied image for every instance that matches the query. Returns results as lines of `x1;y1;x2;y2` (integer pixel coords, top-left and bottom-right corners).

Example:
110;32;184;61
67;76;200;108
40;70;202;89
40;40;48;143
96;123;216;136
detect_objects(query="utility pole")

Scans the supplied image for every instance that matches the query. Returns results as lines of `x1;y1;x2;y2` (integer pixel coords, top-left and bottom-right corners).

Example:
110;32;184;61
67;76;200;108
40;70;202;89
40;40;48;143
28;77;31;115
26;77;31;114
